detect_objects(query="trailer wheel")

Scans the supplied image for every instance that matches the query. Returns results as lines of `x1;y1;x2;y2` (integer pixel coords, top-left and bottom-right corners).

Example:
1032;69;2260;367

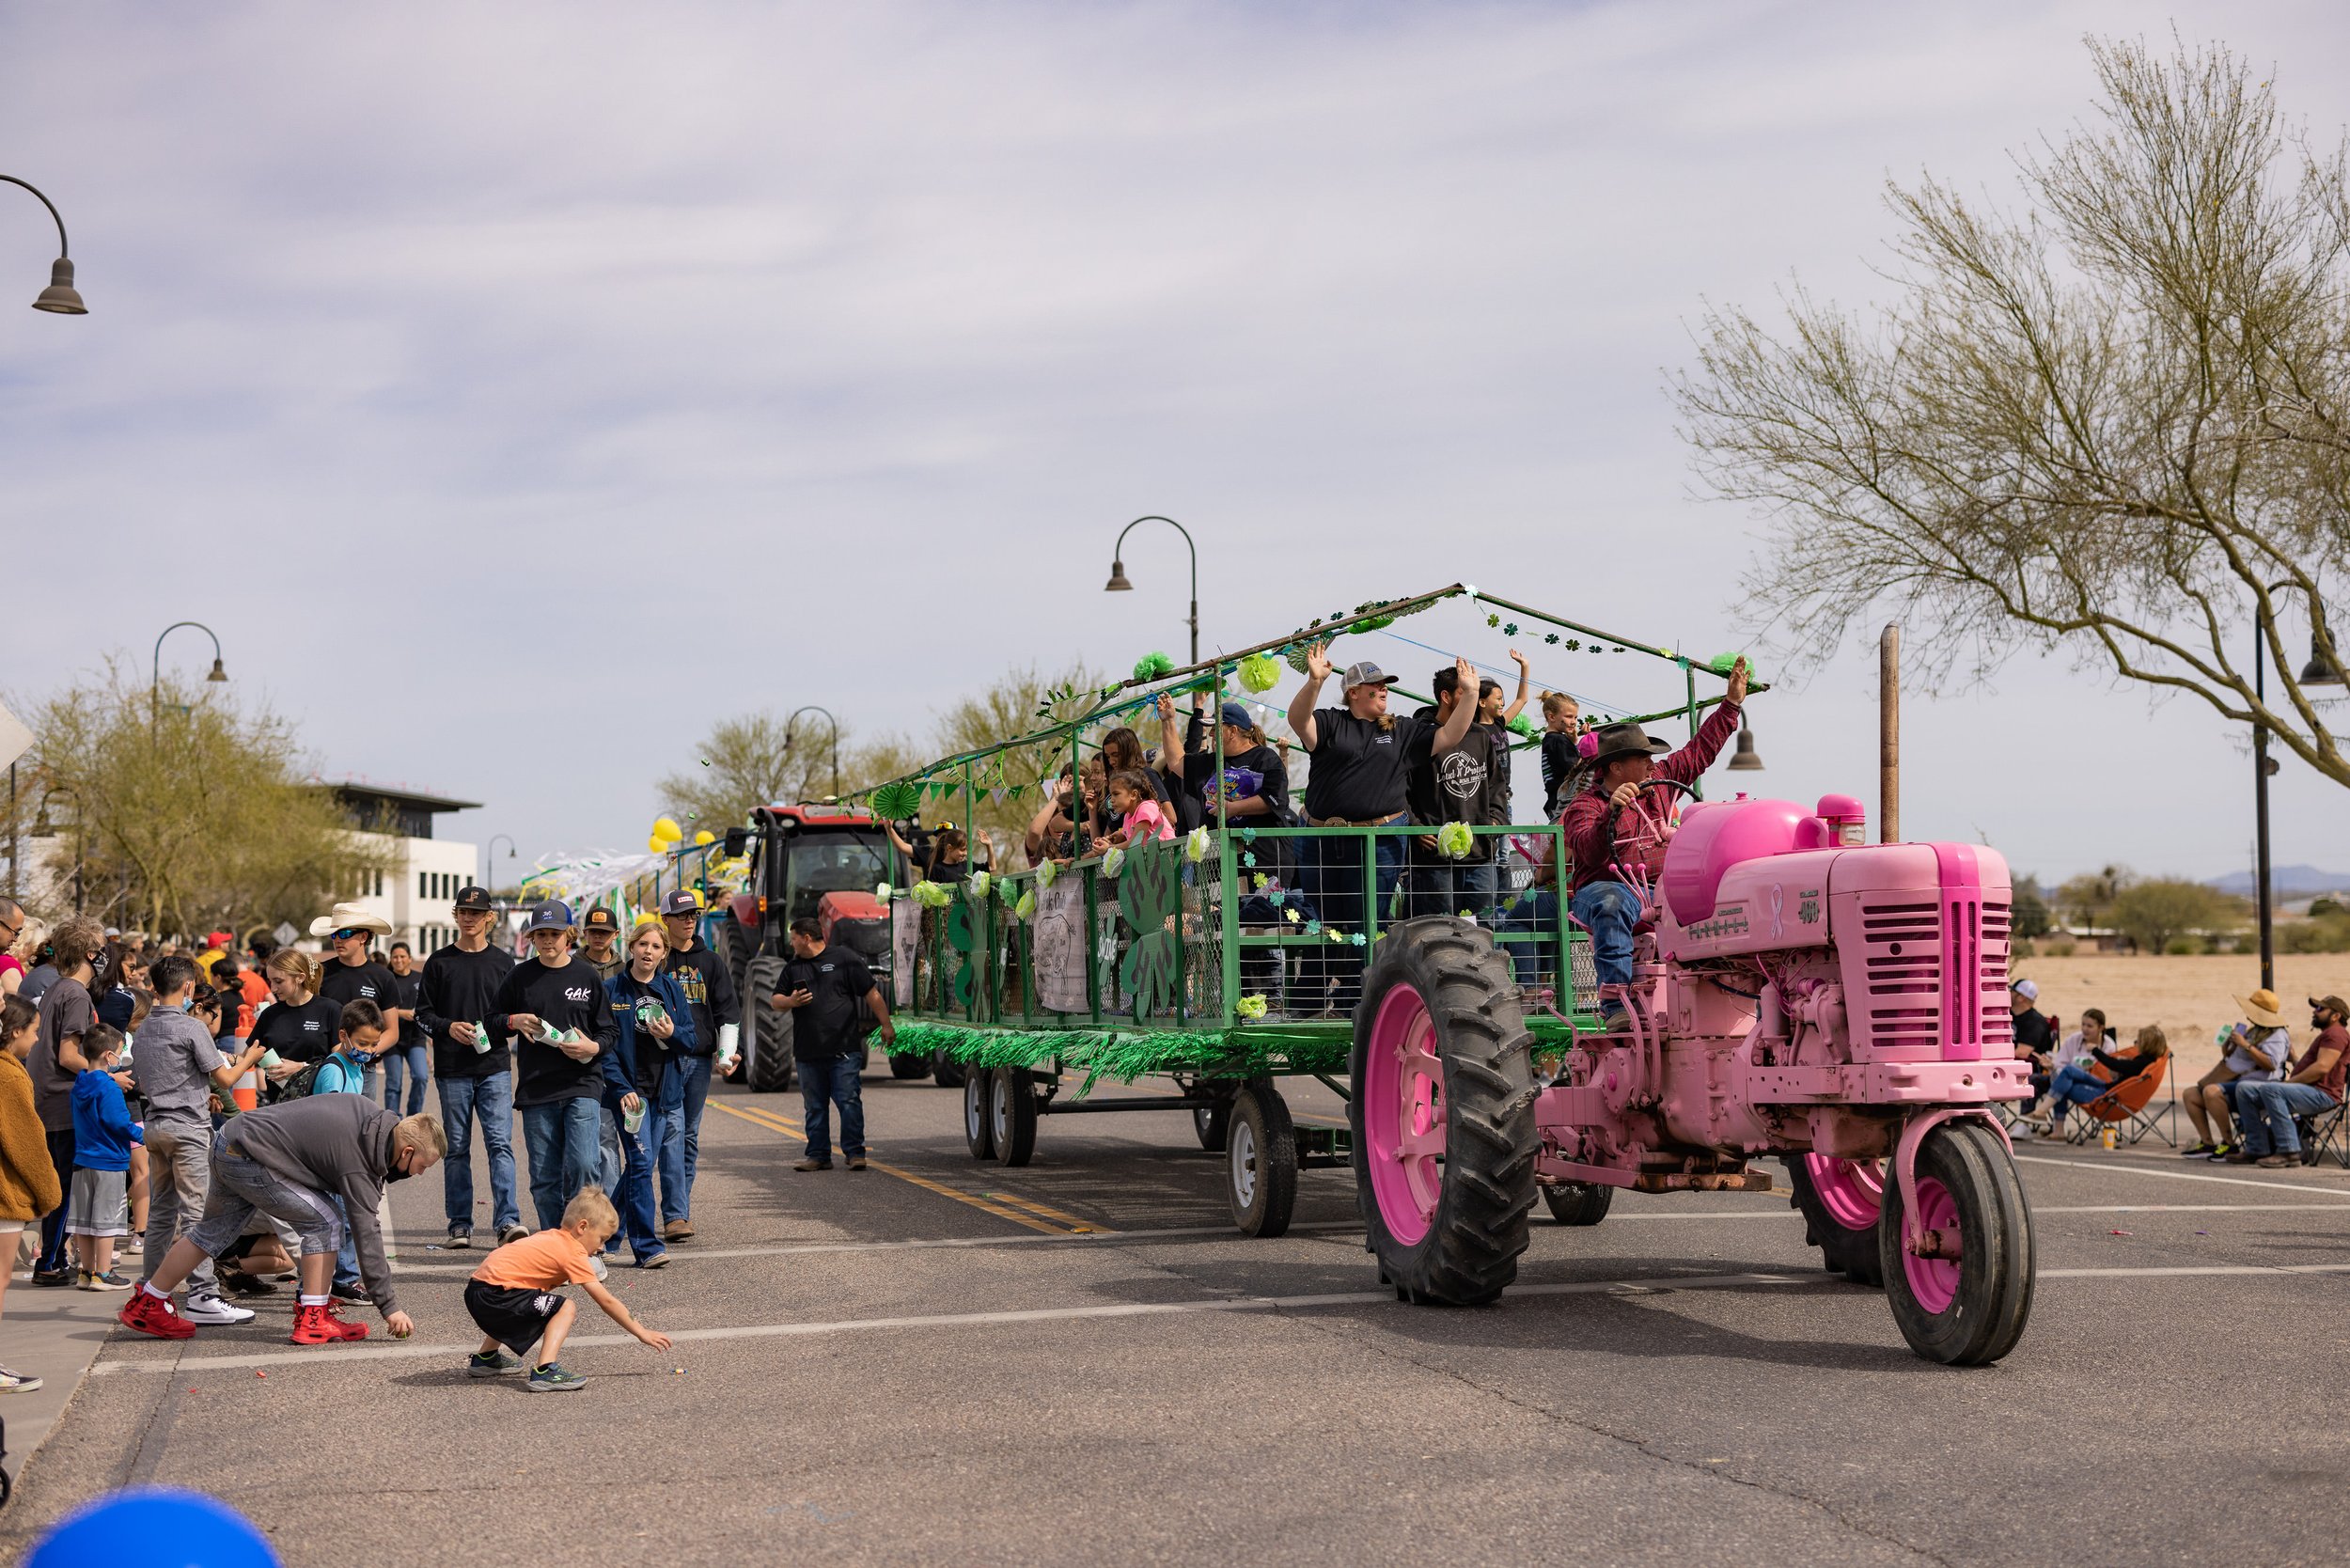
932;1052;967;1090
1878;1120;2035;1366
888;1054;930;1079
991;1067;1038;1167
743;954;794;1094
1227;1081;1297;1238
962;1071;995;1160
1782;1154;1887;1287
1541;1182;1614;1226
1352;917;1536;1306
1193;1096;1231;1152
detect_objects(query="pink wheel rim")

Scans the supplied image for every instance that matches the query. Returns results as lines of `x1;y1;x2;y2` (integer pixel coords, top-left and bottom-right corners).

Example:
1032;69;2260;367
1805;1154;1884;1231
1902;1175;1962;1314
1364;982;1444;1245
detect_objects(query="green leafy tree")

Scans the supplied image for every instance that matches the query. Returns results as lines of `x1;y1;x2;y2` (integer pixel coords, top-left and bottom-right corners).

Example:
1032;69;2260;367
23;661;386;937
2012;874;2051;939
2109;877;2236;955
1675;39;2350;786
2054;866;2129;931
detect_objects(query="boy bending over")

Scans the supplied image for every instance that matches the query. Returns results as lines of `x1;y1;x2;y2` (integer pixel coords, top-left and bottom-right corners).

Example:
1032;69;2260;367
465;1185;671;1391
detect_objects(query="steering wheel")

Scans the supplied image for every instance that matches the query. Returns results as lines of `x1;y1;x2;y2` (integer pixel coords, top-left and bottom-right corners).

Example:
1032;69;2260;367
1611;776;1698;881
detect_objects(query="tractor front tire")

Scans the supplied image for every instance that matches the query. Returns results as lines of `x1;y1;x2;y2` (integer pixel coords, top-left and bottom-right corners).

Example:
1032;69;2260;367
1541;1182;1614;1226
1351;917;1537;1307
1879;1120;2035;1366
743;952;794;1094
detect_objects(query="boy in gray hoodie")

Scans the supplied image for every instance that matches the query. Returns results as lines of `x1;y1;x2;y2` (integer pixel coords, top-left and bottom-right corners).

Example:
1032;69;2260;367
118;1095;445;1346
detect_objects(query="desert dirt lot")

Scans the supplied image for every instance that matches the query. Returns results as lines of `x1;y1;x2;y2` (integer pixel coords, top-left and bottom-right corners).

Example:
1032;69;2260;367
2010;953;2350;1078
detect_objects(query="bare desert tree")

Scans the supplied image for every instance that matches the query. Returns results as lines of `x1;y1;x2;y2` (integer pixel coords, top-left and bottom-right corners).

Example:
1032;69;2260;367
1674;37;2350;786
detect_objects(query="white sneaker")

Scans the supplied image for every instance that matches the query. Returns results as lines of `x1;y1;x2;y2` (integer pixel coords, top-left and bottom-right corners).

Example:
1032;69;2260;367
0;1364;41;1393
180;1294;258;1326
588;1254;610;1282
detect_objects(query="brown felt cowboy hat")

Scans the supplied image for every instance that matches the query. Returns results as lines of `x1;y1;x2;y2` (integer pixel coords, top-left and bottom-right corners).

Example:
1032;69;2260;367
1586;721;1672;768
2237;987;2288;1029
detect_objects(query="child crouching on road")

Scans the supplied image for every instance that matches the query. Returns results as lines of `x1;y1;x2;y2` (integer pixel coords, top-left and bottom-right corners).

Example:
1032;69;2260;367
464;1185;671;1391
119;1095;445;1345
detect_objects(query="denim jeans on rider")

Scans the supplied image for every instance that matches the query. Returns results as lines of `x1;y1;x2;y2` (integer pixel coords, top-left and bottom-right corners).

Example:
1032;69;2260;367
1298;822;1406;1011
1494;889;1559;987
436;1070;521;1236
381;1043;429;1116
799;1053;867;1165
603;1087;666;1263
2232;1080;2338;1155
658;1053;715;1225
520;1095;603;1232
1407;845;1497;924
1571;879;1640;991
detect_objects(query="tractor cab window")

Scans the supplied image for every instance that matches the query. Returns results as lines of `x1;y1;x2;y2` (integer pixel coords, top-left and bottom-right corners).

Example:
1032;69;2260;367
784;833;892;921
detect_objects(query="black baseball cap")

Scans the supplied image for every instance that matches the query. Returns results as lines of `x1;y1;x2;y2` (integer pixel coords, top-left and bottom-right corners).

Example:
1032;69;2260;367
582;907;619;933
452;885;494;912
660;889;701;917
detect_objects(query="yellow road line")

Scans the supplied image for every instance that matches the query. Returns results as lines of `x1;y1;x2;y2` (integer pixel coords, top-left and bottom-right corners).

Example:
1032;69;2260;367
979;1190;1113;1234
713;1101;1068;1235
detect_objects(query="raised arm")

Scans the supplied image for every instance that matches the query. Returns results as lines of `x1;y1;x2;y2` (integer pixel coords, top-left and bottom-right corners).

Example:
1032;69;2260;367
1501;650;1531;723
1287;641;1331;752
1434;658;1480;753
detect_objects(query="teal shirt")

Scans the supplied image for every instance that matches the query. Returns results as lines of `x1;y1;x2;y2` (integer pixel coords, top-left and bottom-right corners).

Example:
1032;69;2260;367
313;1052;368;1096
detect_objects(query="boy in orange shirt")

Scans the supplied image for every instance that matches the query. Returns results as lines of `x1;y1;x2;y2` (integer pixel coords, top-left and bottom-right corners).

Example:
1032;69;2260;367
464;1185;671;1390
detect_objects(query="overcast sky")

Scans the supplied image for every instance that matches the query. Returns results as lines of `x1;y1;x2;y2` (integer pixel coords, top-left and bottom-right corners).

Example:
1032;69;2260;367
6;0;2347;887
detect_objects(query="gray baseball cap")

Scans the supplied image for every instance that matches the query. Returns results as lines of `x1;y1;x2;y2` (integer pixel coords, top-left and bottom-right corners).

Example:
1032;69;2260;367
1340;660;1398;690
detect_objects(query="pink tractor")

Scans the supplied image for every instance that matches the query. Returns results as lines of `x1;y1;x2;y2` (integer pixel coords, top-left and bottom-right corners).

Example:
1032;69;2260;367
1350;789;2035;1365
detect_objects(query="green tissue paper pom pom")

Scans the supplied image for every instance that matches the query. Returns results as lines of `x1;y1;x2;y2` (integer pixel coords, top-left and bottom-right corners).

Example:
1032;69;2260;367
1015;889;1037;920
1435;822;1475;859
1235;994;1268;1020
1707;651;1749;676
1238;653;1281;693
1508;713;1540;738
1101;846;1126;879
875;882;893;902
912;881;953;909
1133;651;1175;682
965;870;992;902
870;780;921;820
1037;860;1058;889
1185;826;1213;863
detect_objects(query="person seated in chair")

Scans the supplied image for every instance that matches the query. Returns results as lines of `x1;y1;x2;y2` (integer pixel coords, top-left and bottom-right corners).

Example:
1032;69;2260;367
1559;659;1747;1032
2225;996;2348;1168
2033;1026;2168;1139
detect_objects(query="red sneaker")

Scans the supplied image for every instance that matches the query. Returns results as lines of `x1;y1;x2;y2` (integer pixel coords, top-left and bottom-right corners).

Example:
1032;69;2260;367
118;1291;197;1341
290;1304;341;1345
320;1303;370;1341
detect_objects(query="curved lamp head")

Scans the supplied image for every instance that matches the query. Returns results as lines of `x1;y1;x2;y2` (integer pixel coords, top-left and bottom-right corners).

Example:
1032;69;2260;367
1103;558;1133;593
1726;726;1764;771
206;656;227;684
2300;619;2344;688
32;258;85;315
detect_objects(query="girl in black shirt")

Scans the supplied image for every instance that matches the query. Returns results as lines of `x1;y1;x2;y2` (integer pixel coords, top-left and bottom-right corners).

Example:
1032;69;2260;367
252;949;343;1074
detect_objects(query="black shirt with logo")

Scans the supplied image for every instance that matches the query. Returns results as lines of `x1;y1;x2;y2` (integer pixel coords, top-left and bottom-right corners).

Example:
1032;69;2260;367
491;956;617;1105
253;996;344;1065
1403;704;1504;853
384;969;426;1049
781;944;877;1061
318;959;400;1021
1303;708;1419;823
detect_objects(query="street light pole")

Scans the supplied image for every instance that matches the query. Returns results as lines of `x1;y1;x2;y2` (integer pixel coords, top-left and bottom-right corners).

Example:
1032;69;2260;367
1104;515;1199;667
0;175;87;314
34;787;81;914
151;621;229;737
2249;581;2345;992
485;834;516;889
785;706;841;799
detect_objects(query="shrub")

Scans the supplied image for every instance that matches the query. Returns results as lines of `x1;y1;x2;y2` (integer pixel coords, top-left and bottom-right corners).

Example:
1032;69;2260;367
2279;916;2350;954
2013;937;2037;959
2042;938;2076;957
2164;935;2204;956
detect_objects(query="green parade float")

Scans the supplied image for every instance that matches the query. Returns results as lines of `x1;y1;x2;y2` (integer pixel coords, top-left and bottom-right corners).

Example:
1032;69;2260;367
848;583;1753;1237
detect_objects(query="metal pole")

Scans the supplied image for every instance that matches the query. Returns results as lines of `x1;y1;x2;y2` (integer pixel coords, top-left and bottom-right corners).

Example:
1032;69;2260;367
1111;516;1199;667
786;707;841;800
2255;617;2275;993
1879;624;1901;843
151;621;226;739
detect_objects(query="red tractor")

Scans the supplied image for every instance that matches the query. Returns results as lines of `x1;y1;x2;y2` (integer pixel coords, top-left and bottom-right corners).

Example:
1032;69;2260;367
715;803;926;1091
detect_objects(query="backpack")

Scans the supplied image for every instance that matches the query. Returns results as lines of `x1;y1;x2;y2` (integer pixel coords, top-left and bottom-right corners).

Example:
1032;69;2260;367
268;1058;327;1103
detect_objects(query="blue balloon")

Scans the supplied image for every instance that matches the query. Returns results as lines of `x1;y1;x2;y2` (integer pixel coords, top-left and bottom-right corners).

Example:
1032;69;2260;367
28;1487;279;1568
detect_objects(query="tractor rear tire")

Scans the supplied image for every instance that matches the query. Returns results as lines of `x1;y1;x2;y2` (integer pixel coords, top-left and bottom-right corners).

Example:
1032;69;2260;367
1226;1081;1296;1238
889;1053;929;1079
964;1071;995;1161
1879;1119;2035;1366
1351;917;1537;1307
1783;1153;1888;1287
1541;1182;1614;1226
991;1067;1038;1167
743;953;794;1094
1193;1095;1232;1152
932;1053;967;1089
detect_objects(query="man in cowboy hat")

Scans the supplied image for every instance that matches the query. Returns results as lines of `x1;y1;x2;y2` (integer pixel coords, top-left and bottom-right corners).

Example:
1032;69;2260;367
2227;996;2348;1168
1559;658;1748;1029
2180;987;2293;1158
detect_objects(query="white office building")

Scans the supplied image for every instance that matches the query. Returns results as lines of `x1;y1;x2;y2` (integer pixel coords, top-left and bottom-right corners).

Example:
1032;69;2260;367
326;779;481;953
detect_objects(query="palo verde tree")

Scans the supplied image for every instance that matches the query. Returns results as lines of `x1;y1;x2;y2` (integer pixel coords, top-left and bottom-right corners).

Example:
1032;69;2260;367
1674;38;2350;783
24;660;385;938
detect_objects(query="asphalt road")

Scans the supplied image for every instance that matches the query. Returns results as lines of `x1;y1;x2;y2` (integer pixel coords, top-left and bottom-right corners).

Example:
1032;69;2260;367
4;1069;2347;1567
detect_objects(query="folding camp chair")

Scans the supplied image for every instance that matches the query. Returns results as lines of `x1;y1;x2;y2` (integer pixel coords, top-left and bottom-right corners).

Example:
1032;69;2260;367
2065;1056;2177;1148
2293;1096;2348;1168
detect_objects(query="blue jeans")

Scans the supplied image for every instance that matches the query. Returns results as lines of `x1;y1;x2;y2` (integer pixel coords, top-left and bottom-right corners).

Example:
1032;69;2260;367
2046;1063;2112;1119
1571;880;1640;990
1298;822;1406;1009
521;1096;603;1232
2233;1081;2339;1154
1408;846;1497;923
1495;888;1559;986
382;1044;429;1116
603;1086;666;1262
332;1196;363;1294
436;1071;520;1235
659;1053;714;1225
799;1054;866;1164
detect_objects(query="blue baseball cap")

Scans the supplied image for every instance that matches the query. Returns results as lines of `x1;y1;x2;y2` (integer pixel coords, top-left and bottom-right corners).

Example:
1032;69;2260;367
525;900;573;933
1218;701;1253;729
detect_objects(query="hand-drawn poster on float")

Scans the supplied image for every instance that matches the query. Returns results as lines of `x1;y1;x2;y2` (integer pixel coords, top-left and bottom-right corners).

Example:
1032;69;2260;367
1031;875;1089;1014
891;899;919;1008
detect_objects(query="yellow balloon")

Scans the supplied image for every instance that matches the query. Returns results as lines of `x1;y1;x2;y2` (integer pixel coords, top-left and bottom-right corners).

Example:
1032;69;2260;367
647;836;666;854
652;816;683;842
693;829;714;846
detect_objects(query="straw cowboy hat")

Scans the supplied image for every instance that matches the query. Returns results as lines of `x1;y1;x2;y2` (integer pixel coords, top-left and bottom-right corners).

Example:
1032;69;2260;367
2236;987;2288;1029
308;902;393;939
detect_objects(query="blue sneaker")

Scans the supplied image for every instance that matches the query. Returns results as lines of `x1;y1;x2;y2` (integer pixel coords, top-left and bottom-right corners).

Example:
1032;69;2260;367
526;1361;587;1392
467;1350;524;1378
